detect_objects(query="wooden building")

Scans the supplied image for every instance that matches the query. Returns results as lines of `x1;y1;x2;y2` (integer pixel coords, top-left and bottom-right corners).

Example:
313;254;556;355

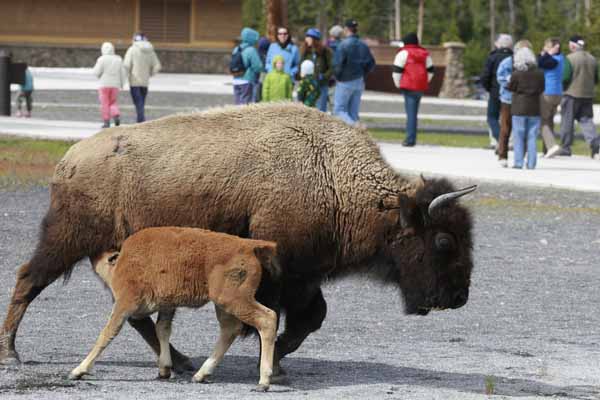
0;0;243;72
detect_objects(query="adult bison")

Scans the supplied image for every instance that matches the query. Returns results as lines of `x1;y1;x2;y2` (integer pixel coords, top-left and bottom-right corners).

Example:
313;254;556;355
0;103;475;376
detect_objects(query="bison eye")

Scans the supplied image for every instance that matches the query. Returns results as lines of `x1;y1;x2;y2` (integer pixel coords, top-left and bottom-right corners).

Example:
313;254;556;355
434;232;455;252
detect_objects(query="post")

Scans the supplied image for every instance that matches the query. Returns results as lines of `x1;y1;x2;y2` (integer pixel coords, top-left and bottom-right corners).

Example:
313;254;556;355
489;0;496;49
417;0;424;42
439;42;469;99
395;0;401;41
0;50;11;116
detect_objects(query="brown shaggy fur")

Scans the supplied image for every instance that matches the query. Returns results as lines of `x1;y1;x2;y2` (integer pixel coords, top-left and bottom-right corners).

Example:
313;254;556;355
69;227;280;391
0;103;474;372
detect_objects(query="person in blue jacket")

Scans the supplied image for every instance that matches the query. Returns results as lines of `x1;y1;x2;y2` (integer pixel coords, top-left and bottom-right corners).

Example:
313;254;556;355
232;27;264;105
537;38;564;158
332;19;375;126
265;26;300;83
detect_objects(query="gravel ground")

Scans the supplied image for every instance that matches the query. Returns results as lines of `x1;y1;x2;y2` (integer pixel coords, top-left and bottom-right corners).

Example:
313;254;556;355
0;181;599;400
14;90;485;125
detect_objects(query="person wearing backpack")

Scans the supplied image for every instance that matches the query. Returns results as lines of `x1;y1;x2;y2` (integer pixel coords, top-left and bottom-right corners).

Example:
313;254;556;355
231;27;263;105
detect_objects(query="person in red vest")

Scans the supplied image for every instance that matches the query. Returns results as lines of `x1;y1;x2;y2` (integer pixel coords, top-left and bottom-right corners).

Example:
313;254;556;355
392;32;434;147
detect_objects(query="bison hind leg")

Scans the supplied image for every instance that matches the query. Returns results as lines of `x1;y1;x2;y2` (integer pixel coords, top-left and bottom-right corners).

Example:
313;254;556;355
0;206;107;364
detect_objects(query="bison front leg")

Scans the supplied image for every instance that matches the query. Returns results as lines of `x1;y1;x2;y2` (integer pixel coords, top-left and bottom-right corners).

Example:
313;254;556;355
273;286;327;378
128;316;196;373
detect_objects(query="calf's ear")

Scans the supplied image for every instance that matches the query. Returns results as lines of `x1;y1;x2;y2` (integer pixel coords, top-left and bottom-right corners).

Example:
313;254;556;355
253;244;276;265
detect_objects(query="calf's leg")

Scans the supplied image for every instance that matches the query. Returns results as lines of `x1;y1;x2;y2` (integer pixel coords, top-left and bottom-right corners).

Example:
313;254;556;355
69;302;132;379
155;309;176;379
193;306;242;383
219;300;277;391
128;316;195;373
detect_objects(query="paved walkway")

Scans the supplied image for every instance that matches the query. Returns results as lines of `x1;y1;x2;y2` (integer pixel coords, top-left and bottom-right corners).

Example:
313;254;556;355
1;116;599;193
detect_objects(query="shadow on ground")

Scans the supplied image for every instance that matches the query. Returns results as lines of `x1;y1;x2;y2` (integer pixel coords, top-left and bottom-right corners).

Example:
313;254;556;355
2;355;597;399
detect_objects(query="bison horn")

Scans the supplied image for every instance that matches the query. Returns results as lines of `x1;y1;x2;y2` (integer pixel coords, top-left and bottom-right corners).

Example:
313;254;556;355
428;185;477;217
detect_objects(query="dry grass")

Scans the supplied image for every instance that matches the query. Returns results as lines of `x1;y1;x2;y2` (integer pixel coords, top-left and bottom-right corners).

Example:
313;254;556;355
0;135;74;188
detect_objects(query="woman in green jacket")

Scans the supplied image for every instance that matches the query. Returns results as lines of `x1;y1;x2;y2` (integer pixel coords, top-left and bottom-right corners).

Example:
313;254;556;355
262;55;293;102
300;28;333;112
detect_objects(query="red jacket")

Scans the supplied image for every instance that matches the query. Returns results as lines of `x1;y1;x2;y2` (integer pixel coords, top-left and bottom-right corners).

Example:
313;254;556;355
399;44;430;92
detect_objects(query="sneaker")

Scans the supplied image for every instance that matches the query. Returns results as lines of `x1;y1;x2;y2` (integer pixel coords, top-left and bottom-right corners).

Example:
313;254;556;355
557;147;572;157
591;143;599;159
545;145;561;159
24;111;31;118
498;159;508;168
15;110;22;118
402;141;415;147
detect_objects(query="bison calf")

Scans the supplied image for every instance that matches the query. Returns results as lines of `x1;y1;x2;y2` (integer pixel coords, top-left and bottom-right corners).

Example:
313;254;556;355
68;227;280;391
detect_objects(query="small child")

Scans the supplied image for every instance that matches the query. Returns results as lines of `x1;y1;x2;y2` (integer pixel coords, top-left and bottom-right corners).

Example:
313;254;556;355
297;60;319;108
93;42;127;128
15;67;33;118
261;55;293;102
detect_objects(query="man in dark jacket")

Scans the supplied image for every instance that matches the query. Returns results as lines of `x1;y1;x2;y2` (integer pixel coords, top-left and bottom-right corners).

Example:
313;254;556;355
332;19;375;126
480;34;513;150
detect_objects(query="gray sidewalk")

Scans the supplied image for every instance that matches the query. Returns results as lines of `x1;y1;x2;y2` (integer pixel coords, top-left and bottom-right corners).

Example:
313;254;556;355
1;116;599;193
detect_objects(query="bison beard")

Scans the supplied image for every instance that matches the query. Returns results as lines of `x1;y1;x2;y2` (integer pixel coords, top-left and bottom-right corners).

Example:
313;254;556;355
0;103;475;376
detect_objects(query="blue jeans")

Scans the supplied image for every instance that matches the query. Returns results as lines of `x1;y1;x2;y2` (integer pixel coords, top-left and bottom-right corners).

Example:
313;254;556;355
403;90;423;145
487;96;501;141
234;83;253;105
130;86;148;123
316;84;329;112
512;115;540;169
334;77;364;125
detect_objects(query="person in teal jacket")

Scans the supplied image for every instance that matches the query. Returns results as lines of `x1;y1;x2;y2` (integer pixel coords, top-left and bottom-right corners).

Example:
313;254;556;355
16;67;34;117
232;27;263;105
261;55;293;102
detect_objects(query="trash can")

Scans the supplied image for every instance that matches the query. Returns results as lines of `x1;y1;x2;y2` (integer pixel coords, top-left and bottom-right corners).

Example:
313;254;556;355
0;50;10;116
0;50;27;116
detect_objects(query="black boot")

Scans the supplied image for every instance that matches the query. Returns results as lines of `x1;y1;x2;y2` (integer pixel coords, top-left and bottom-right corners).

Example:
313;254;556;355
114;115;120;127
102;120;110;128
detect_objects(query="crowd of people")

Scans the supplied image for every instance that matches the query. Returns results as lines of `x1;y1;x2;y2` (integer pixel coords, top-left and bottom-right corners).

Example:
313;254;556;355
230;19;376;128
482;33;600;169
12;25;600;166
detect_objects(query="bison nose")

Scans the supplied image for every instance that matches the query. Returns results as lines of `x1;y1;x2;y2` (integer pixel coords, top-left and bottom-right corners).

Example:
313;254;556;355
451;290;468;309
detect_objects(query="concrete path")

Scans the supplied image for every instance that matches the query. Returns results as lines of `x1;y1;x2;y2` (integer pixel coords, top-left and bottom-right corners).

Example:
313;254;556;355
2;116;599;193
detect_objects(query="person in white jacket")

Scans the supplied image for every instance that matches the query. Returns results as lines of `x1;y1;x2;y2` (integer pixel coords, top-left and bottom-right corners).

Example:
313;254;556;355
123;33;161;123
93;42;127;128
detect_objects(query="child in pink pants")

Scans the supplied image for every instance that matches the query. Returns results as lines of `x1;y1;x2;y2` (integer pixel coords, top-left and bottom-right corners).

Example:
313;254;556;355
93;42;127;128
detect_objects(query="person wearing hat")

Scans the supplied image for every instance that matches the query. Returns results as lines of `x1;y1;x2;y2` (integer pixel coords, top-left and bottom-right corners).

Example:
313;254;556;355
123;32;161;123
558;34;600;159
332;19;376;126
266;26;300;82
392;32;434;147
297;59;320;107
300;28;333;112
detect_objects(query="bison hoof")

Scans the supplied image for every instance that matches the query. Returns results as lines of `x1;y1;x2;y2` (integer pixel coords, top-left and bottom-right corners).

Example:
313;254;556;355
68;371;87;380
0;350;20;366
269;366;288;384
192;373;212;384
158;368;171;379
252;383;270;392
